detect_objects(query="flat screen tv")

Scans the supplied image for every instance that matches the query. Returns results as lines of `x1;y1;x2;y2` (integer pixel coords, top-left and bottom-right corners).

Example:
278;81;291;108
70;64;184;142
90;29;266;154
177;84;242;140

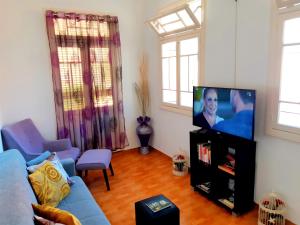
193;86;256;140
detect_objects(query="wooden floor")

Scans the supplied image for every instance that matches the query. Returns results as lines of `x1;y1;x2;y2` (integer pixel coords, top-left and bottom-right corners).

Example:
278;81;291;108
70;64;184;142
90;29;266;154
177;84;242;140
84;149;259;225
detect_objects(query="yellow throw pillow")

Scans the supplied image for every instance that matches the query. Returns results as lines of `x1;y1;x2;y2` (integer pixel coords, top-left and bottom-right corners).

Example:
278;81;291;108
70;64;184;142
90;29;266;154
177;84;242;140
32;204;81;225
29;161;70;207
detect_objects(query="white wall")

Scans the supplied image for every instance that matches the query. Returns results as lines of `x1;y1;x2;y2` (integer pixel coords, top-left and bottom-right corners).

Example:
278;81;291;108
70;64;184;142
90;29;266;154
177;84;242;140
144;0;300;224
1;0;300;223
236;0;300;223
0;0;144;149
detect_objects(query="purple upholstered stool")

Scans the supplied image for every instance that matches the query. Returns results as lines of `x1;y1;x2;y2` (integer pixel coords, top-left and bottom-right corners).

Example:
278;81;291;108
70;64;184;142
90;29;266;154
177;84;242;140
76;149;114;190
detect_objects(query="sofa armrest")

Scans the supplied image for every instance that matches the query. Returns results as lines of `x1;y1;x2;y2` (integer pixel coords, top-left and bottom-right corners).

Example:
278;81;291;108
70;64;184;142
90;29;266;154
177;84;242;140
43;139;72;152
61;158;76;177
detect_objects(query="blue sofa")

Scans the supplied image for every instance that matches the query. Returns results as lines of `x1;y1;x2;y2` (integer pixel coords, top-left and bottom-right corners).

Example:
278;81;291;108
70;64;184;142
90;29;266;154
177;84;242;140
0;149;110;225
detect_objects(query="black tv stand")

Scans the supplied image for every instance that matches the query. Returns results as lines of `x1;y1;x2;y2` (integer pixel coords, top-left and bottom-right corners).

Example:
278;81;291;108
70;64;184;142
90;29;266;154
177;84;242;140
195;128;208;134
190;130;256;215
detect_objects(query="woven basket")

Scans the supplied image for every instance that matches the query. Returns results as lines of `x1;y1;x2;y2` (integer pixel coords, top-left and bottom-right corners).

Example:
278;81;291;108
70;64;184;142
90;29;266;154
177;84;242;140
258;192;286;225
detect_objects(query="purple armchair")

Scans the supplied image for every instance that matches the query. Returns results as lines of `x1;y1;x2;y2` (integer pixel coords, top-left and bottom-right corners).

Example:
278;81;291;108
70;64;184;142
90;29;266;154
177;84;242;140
1;118;80;161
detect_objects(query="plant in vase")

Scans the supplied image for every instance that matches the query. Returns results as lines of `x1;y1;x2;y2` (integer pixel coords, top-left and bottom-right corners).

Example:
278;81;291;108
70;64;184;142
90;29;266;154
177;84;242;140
135;55;153;154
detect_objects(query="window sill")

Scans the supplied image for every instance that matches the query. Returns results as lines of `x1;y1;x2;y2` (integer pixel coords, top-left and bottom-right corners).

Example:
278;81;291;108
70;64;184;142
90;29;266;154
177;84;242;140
266;125;300;143
160;104;192;117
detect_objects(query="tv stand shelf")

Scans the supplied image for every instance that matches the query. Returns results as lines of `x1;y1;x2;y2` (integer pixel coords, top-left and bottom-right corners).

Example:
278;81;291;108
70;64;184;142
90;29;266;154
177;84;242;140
190;130;256;215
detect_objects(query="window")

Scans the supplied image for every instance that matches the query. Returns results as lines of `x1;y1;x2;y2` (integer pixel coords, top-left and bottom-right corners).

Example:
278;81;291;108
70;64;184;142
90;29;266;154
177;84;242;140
267;0;300;141
149;0;204;114
149;0;202;37
53;18;113;111
161;37;199;108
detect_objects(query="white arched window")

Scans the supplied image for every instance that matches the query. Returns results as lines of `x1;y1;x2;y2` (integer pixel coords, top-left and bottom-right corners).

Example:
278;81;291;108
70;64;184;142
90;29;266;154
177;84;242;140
267;0;300;141
148;0;205;115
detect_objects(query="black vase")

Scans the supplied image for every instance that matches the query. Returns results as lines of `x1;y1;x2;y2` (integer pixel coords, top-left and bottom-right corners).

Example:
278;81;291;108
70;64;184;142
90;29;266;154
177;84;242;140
136;116;153;154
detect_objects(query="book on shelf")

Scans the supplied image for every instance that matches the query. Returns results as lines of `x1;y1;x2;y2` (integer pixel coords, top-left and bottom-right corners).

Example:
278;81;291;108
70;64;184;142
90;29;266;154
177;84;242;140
197;143;211;165
225;153;235;169
196;181;211;193
218;198;234;209
218;165;235;176
145;199;172;213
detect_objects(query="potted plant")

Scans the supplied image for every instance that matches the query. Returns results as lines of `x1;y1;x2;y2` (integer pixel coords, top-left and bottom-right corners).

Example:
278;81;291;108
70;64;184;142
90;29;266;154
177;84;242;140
135;55;153;154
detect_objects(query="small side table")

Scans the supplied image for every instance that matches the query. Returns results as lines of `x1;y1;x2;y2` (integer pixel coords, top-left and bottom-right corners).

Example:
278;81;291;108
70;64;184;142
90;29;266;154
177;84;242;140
135;194;180;225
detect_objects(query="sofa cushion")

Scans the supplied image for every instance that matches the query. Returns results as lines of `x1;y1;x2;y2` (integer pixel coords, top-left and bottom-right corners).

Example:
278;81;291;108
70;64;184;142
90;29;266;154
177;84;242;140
26;151;51;166
34;215;63;225
58;176;110;225
32;204;81;225
29;161;70;207
0;149;37;225
27;153;73;185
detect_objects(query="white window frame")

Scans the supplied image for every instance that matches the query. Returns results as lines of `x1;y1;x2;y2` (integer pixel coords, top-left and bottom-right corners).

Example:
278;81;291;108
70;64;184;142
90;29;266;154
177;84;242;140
149;0;206;116
266;1;300;142
160;31;202;116
149;5;200;37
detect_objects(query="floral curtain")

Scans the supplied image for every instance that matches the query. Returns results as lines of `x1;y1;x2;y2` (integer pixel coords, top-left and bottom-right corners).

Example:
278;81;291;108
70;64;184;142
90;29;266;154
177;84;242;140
46;10;128;151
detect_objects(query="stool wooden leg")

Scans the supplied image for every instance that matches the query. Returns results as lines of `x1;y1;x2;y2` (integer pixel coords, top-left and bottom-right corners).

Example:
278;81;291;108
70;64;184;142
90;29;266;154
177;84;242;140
109;163;114;176
102;169;110;191
85;170;88;177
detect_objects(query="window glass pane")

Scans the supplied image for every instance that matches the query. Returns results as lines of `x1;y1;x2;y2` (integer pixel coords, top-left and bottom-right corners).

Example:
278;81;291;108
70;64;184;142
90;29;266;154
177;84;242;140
189;55;198;92
180;38;198;55
89;48;113;106
163;21;185;32
58;47;81;62
58;47;85;111
180;56;189;92
170;57;177;90
189;0;202;12
283;18;300;44
90;47;109;62
162;42;176;57
162;58;170;89
163;90;177;104
193;7;202;24
280;45;300;102
189;0;202;24
178;10;194;26
151;21;165;34
278;102;300;128
180;92;193;107
159;13;179;25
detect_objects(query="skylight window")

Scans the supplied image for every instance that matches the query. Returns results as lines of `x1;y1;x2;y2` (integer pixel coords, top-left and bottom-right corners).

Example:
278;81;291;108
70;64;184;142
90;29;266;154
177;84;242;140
149;0;202;36
276;0;300;9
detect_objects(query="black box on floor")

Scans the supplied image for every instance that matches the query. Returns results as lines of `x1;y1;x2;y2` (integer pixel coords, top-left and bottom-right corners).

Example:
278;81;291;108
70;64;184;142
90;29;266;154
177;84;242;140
135;194;180;225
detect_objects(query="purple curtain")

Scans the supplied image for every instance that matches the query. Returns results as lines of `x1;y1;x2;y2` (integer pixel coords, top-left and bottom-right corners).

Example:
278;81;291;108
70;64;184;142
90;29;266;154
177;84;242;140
46;10;128;151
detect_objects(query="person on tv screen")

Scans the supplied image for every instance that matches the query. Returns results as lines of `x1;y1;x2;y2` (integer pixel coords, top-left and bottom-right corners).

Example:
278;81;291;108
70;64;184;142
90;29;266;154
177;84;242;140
212;90;254;140
195;88;224;128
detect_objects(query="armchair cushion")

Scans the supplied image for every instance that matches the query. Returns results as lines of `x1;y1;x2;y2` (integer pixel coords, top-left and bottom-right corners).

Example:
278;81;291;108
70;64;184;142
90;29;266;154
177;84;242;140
56;148;80;162
43;139;72;152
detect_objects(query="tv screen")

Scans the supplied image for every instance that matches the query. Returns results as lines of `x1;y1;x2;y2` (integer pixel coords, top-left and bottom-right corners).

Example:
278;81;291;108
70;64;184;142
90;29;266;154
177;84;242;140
193;86;256;140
